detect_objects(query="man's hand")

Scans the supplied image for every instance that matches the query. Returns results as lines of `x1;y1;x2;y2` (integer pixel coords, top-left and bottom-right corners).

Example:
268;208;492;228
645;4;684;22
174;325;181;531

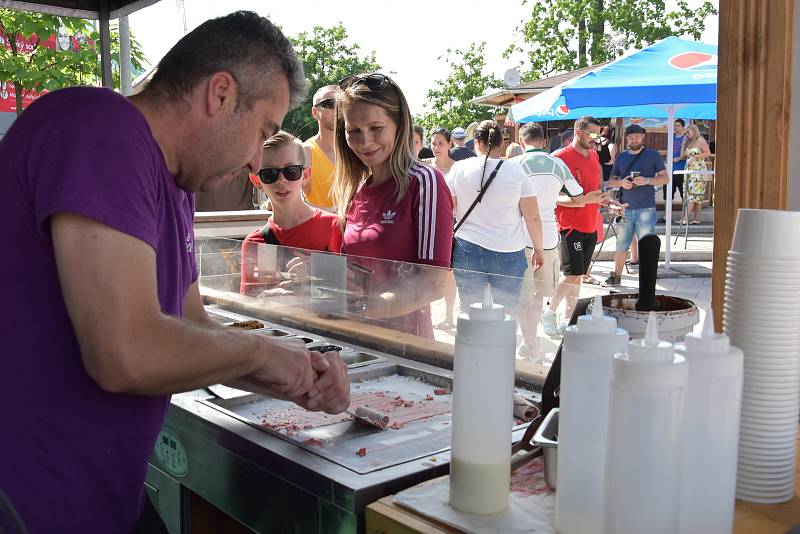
584;190;610;204
531;249;545;271
632;176;650;187
240;336;317;399
619;177;634;190
301;351;350;414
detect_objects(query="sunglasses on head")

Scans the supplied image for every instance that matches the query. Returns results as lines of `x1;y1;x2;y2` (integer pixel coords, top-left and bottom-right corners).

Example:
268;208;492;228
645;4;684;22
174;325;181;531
257;165;304;184
338;73;392;90
432;127;450;135
315;98;335;109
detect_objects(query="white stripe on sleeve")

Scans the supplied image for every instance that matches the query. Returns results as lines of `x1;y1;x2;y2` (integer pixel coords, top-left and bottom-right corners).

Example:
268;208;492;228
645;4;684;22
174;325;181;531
410;163;438;260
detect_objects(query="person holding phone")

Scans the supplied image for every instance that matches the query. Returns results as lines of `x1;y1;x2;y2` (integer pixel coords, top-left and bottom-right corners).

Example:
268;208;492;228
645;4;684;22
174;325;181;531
605;124;668;285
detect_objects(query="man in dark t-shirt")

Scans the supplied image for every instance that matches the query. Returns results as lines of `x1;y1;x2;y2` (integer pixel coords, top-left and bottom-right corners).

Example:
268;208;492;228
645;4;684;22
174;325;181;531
606;124;668;284
449;126;476;161
0;12;349;533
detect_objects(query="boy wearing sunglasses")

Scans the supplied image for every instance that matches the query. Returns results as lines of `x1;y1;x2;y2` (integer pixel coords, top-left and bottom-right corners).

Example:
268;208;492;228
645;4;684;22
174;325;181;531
240;131;342;295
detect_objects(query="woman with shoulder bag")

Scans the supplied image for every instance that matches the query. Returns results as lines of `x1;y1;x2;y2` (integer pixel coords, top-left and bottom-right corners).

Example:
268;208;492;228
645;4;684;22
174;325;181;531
447;119;545;314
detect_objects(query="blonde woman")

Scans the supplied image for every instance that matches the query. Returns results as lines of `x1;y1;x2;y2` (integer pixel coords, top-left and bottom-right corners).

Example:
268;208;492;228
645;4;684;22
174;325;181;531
332;73;454;337
680;124;711;225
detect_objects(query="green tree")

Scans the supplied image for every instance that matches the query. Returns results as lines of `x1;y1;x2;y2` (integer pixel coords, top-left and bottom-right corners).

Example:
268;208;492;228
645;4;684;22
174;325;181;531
284;23;380;139
0;9;146;116
416;42;504;135
509;0;717;80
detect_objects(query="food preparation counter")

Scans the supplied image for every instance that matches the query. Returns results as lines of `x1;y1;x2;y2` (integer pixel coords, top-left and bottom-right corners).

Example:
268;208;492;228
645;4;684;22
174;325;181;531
146;307;540;533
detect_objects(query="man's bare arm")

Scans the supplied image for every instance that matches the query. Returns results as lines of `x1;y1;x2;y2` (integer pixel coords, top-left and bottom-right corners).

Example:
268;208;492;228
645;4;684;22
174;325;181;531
51;213;317;398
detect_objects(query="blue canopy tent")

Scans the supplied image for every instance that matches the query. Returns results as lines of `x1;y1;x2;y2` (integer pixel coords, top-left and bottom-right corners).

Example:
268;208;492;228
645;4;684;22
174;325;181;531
512;37;717;269
511;81;716;123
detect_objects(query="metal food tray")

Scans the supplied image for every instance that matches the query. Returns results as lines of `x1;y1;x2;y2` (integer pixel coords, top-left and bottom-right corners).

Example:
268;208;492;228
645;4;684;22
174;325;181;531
201;363;457;474
201;363;532;475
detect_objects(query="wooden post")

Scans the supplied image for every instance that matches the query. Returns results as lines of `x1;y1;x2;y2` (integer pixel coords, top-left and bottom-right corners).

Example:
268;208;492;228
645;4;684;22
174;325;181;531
713;0;794;330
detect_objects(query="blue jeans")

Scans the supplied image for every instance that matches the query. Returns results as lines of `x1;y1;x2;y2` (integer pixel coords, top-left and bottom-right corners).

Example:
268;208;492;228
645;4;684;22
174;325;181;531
616;207;657;251
452;237;528;314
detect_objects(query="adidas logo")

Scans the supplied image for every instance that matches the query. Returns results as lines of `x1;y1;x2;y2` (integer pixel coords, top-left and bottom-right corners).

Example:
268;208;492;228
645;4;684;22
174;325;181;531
381;210;396;224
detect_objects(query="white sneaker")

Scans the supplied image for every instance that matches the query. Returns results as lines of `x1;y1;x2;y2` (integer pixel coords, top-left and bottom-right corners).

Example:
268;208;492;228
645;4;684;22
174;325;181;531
541;310;560;337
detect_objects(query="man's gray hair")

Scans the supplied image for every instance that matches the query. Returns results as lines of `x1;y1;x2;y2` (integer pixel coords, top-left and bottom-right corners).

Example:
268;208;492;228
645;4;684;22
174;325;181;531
146;11;307;111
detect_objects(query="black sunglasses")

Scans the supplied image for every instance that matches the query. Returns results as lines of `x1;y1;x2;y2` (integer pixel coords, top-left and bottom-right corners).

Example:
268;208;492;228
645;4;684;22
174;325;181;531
315;98;335;109
432;127;450;135
257;165;304;184
338;73;392;90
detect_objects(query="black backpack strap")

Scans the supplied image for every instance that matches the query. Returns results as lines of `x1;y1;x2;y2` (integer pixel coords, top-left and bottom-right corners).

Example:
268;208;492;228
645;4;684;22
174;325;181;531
259;221;281;245
454;160;504;234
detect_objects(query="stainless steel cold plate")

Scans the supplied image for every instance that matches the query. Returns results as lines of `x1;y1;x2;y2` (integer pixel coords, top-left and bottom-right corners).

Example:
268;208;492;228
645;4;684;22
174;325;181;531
200;364;456;474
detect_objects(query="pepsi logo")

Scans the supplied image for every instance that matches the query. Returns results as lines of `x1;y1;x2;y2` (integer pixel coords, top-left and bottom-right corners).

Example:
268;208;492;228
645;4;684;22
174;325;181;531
669;52;717;72
555;104;569;117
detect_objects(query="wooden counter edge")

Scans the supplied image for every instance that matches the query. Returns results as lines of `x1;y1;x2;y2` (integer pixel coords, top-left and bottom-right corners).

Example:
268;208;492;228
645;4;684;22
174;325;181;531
366;440;800;534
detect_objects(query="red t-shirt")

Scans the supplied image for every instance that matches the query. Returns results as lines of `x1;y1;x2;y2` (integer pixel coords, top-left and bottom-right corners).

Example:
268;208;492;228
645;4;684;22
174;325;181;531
555;145;602;233
240;209;342;295
342;163;454;337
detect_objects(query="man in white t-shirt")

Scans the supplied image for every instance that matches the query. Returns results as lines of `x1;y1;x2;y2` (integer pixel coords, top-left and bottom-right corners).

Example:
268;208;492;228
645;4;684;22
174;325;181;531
514;122;584;347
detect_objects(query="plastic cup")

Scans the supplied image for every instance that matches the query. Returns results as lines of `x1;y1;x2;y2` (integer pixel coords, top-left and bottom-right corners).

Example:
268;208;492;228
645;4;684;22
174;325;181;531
725;316;800;329
730;209;800;258
726;264;800;277
742;367;800;380
738;457;797;470
738;449;796;463
737;453;796;464
741;410;800;422
729;250;800;264
740;405;799;417
740;428;798;441
735;486;796;501
724;288;800;304
739;426;797;436
727;259;800;271
743;383;798;395
742;388;800;401
736;471;796;486
725;266;800;282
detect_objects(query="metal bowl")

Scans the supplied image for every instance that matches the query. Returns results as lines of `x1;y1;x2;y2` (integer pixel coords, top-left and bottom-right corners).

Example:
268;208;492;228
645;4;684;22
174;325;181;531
533;408;559;490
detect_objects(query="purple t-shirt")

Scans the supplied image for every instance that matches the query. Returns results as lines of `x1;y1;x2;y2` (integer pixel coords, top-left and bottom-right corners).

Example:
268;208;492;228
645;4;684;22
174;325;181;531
0;87;197;532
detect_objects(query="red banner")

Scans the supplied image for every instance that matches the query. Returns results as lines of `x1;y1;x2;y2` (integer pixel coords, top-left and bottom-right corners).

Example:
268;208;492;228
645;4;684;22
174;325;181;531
0;82;45;113
0;28;94;113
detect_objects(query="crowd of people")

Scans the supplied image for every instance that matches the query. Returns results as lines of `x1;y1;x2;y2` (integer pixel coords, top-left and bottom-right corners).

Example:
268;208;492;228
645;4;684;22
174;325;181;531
242;90;716;339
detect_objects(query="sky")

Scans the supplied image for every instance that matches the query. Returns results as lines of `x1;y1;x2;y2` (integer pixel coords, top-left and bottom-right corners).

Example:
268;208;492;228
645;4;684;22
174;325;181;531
128;0;719;118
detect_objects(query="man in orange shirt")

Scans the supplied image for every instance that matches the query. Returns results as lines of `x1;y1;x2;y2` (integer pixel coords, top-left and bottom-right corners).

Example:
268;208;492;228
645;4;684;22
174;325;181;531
303;85;338;210
542;116;609;335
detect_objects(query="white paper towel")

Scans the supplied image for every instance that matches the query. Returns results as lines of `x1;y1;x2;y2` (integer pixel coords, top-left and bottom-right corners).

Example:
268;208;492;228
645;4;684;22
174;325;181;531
394;457;555;533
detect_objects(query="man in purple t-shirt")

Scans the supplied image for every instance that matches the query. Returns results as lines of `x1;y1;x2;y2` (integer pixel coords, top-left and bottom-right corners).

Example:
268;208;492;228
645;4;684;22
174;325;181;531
0;12;350;534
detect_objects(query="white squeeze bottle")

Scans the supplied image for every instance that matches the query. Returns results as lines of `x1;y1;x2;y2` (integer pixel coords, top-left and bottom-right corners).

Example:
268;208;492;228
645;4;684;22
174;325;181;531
555;296;629;534
449;285;517;515
675;309;743;534
604;312;689;534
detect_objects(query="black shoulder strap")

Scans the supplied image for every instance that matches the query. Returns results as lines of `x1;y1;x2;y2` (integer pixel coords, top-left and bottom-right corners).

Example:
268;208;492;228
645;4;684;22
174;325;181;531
259;221;281;245
454;160;504;234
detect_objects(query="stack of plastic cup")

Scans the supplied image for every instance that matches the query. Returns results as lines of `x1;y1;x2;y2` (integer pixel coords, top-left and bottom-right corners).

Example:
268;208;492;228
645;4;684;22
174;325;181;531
723;209;800;504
